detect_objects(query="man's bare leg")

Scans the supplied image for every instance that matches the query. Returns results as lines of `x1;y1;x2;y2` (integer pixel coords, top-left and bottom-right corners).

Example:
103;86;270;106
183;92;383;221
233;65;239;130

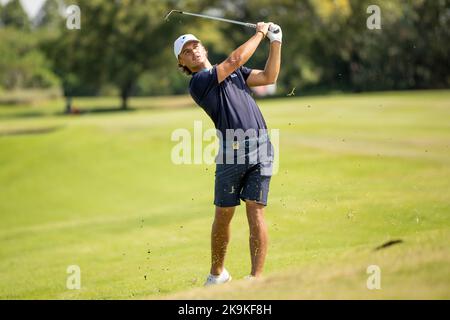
245;200;268;277
210;206;236;275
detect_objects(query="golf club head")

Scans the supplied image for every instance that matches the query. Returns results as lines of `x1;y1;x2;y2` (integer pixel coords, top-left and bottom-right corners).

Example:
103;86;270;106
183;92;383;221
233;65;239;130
164;10;182;21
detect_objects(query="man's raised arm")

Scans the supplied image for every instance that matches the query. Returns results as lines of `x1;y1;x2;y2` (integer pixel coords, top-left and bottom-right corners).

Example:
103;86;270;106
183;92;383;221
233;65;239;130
216;22;271;84
246;24;282;87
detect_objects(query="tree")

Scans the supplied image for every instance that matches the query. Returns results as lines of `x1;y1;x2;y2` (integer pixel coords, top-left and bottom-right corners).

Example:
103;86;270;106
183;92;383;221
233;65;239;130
41;22;105;113
0;0;30;30
34;0;64;30
210;0;321;94
43;0;213;110
0;27;59;89
105;0;215;108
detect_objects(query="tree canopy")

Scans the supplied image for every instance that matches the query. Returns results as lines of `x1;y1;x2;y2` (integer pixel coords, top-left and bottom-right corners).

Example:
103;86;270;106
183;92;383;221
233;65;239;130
0;0;448;110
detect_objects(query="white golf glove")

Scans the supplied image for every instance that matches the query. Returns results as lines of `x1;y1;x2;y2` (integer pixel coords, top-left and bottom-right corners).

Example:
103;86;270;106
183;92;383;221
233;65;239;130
267;24;282;43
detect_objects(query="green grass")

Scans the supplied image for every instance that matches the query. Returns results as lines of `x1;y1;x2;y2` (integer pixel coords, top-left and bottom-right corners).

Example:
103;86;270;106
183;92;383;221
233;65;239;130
0;90;449;299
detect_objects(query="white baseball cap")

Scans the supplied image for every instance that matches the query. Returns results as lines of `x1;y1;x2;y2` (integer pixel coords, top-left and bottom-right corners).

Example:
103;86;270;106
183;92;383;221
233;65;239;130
174;34;201;59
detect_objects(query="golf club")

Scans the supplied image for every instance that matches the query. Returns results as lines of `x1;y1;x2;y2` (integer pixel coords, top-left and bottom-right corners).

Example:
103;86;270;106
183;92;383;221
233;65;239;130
164;10;280;34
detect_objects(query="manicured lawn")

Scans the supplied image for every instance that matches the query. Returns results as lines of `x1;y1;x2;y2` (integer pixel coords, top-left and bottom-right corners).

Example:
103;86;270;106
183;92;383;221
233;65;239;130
1;90;449;299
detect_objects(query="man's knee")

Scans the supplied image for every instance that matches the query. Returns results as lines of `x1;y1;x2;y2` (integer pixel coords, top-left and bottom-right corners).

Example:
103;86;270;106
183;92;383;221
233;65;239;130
214;206;235;225
245;200;266;226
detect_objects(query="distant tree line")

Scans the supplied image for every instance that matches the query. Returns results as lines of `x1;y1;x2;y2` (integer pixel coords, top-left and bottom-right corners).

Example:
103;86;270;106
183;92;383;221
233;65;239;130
0;0;448;111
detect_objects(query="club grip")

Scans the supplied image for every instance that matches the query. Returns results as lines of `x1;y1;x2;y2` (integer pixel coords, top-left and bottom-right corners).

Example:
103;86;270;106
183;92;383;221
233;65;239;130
248;23;280;34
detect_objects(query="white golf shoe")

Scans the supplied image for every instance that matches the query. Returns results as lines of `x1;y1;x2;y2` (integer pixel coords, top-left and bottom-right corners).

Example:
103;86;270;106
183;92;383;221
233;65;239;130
204;268;232;286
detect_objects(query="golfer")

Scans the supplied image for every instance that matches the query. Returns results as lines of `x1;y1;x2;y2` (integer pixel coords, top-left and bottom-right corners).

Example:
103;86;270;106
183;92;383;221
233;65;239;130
174;22;282;285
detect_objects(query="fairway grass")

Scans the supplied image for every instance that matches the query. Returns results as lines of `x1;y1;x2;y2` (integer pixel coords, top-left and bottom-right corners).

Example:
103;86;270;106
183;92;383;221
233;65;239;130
0;90;449;299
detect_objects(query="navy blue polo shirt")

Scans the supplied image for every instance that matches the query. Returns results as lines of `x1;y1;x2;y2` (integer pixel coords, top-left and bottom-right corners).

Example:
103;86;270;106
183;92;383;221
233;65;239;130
189;65;268;139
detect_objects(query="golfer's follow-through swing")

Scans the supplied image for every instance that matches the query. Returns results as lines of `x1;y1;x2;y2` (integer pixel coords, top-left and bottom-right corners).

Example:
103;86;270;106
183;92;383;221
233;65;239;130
170;10;282;286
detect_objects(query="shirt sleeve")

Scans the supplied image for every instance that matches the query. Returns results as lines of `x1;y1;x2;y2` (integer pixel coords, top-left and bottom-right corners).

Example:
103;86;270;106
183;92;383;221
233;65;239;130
240;66;253;82
189;66;219;103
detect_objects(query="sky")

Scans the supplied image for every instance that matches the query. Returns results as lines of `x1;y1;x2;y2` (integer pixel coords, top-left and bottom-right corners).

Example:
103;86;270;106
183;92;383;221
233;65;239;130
0;0;47;19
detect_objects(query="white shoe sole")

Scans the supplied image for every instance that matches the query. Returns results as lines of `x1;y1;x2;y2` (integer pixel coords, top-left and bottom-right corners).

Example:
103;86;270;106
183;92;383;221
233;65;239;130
204;275;232;286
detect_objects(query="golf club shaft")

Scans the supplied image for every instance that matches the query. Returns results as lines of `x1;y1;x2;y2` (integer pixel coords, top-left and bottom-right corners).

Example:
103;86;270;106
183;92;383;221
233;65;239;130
166;10;280;33
179;11;257;29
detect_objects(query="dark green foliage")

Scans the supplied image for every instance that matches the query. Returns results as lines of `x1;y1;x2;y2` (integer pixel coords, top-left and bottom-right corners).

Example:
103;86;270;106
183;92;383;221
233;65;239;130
0;0;449;102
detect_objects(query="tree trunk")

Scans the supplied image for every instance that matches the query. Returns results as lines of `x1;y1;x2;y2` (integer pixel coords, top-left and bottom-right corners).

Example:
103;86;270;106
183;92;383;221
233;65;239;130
65;96;72;114
121;95;128;110
121;87;129;110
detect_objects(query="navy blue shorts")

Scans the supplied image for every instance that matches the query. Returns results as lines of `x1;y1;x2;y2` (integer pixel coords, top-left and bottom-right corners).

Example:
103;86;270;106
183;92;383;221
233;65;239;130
214;137;274;207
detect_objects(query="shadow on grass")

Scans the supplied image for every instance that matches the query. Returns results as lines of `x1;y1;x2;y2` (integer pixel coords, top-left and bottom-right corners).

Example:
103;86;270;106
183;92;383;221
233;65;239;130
66;106;138;115
0;104;194;119
0;107;136;119
0;111;45;119
0;125;65;137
